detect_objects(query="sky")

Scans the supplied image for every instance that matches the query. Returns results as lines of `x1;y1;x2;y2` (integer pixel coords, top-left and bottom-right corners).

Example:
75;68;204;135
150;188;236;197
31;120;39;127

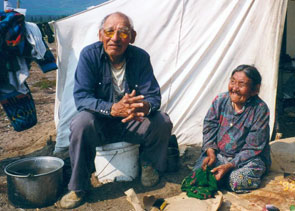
0;0;108;15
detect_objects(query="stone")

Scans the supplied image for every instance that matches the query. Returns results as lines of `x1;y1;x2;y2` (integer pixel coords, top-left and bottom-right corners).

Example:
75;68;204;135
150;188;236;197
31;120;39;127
270;138;295;173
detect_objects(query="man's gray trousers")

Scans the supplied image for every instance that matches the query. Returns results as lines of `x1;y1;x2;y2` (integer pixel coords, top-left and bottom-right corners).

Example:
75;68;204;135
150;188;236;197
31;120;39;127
68;110;173;191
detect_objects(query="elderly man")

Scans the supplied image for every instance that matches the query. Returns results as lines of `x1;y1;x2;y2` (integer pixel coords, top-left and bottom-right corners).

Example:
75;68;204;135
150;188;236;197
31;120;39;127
193;65;271;193
59;12;172;209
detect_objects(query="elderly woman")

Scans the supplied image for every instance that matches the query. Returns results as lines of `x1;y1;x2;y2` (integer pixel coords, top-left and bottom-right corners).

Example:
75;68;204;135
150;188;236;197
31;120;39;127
194;64;271;193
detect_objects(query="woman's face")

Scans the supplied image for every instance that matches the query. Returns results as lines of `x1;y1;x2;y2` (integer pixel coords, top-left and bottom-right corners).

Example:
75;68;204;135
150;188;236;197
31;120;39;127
228;71;257;107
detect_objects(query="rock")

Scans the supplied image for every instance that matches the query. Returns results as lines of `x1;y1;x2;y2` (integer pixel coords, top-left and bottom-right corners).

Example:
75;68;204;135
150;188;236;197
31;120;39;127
270;137;295;173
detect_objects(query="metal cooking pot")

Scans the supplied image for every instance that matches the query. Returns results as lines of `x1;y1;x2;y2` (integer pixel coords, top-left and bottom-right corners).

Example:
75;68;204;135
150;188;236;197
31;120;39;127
4;156;64;208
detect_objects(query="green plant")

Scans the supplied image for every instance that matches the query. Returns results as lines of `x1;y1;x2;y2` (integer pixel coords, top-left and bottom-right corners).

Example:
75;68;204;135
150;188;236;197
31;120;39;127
33;78;56;89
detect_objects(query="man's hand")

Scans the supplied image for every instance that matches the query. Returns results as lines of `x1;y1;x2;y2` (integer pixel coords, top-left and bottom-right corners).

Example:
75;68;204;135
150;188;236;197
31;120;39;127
110;90;150;123
110;90;140;117
201;148;216;170
211;163;234;181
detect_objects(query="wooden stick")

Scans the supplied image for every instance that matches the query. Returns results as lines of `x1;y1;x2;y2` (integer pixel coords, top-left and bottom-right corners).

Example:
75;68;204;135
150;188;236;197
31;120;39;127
124;188;144;211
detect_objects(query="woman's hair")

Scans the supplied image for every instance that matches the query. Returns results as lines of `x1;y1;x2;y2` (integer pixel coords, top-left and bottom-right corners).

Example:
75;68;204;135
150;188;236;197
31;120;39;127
231;64;262;90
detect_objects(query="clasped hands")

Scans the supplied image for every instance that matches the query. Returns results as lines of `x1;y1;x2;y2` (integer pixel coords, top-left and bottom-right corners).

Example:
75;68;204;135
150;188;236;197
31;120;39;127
110;90;150;123
202;148;234;181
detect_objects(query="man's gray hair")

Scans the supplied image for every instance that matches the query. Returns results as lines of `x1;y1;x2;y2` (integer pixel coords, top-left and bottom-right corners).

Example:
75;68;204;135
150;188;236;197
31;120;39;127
99;12;134;30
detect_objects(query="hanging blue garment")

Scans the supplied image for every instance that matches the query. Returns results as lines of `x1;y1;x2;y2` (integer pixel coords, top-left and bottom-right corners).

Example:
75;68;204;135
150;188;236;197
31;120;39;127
0;83;37;132
0;10;25;56
0;10;57;131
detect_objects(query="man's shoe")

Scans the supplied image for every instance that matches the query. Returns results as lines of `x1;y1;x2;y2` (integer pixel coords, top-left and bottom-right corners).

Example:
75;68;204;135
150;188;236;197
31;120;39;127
58;191;85;209
141;165;160;187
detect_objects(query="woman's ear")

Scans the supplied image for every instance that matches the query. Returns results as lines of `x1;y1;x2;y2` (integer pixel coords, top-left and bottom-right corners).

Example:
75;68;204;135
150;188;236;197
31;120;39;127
130;30;137;44
252;84;261;96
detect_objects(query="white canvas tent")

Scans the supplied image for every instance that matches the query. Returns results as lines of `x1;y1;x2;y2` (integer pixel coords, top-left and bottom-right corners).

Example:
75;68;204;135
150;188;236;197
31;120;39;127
53;0;287;151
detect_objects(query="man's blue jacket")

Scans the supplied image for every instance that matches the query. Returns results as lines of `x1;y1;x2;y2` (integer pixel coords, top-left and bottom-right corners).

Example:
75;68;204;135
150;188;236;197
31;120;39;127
73;41;161;117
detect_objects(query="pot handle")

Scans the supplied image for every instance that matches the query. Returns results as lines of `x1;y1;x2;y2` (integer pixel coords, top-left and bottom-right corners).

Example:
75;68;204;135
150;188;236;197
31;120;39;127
5;169;31;177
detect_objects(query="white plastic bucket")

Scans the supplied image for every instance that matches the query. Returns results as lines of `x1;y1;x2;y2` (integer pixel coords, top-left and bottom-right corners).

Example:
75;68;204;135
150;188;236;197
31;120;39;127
95;142;139;184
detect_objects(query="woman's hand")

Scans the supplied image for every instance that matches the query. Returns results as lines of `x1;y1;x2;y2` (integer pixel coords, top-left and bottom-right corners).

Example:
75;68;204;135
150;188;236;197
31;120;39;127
201;148;216;170
211;163;234;181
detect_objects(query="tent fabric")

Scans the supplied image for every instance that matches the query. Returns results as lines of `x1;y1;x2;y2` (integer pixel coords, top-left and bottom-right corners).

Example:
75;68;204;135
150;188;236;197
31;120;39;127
53;0;287;150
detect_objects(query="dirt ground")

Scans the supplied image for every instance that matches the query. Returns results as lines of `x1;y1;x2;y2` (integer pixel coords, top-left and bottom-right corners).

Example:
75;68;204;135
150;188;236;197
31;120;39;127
1;41;295;211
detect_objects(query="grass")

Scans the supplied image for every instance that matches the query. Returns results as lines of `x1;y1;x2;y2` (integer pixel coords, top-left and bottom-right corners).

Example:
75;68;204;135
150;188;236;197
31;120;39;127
32;78;56;89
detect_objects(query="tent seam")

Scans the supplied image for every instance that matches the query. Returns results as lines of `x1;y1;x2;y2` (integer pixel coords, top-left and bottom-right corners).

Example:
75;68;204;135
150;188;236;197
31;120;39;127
164;0;185;112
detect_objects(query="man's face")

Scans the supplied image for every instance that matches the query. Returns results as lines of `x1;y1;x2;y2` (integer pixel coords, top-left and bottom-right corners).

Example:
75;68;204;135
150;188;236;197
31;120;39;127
228;71;257;107
99;14;133;61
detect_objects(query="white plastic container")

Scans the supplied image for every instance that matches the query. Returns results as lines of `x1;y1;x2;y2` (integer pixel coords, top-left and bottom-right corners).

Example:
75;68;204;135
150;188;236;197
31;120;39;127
95;142;139;184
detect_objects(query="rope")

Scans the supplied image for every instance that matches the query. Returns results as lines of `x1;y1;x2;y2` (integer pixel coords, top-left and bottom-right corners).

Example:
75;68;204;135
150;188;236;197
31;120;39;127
95;150;118;178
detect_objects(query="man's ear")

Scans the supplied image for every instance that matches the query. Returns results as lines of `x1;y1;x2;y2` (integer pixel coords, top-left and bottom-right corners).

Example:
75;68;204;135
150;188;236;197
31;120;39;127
130;30;136;44
98;29;103;41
